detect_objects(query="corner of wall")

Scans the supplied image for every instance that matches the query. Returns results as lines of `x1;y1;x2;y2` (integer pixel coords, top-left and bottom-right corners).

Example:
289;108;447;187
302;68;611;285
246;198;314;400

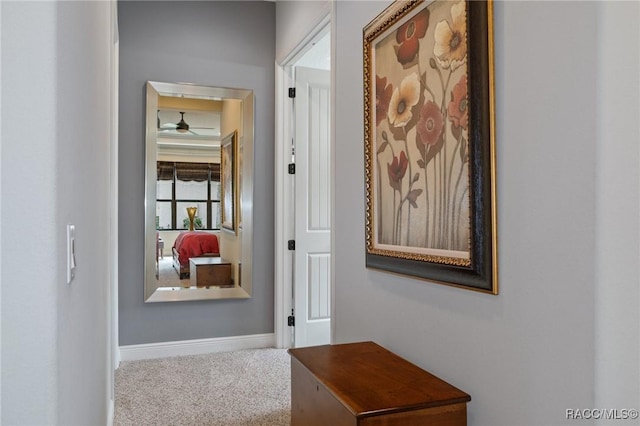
594;0;640;412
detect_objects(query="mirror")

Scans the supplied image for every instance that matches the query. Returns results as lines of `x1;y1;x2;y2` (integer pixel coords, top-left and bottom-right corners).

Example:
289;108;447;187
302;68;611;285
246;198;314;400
144;81;254;302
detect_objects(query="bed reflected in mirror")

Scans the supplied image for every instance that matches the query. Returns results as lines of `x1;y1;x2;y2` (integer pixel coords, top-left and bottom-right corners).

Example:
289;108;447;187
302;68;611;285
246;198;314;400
144;81;253;302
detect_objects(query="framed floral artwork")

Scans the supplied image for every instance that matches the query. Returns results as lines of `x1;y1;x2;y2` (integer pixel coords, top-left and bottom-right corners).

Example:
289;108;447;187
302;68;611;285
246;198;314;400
364;0;498;293
221;130;238;234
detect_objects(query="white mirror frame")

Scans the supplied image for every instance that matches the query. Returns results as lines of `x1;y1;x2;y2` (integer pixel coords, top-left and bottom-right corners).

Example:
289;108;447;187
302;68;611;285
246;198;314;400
144;81;254;302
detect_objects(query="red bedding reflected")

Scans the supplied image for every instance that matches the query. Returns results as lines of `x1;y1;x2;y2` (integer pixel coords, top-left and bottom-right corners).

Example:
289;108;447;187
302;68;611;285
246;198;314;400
173;231;220;266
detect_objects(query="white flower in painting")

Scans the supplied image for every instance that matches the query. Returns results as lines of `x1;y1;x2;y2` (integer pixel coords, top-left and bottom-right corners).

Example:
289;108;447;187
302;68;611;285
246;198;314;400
433;1;467;70
387;73;420;128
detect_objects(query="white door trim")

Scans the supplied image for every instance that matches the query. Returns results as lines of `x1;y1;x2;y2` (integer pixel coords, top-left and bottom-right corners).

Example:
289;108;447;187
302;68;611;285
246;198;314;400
274;11;333;349
328;6;337;345
274;63;293;349
108;1;119;424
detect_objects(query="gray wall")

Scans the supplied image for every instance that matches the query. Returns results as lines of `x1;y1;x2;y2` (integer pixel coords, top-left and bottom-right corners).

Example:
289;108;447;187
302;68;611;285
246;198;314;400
333;1;639;425
1;1;113;424
118;1;276;345
275;0;330;64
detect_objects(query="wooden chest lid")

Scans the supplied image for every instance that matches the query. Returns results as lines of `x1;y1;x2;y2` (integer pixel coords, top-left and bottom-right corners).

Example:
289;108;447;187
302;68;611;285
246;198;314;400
288;341;470;417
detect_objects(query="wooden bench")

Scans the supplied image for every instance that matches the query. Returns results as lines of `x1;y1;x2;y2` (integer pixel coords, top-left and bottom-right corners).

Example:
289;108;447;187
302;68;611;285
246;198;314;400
288;341;470;426
189;257;232;288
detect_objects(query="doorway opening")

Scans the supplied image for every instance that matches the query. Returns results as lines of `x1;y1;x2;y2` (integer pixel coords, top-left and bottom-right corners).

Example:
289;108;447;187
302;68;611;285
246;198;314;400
275;20;332;349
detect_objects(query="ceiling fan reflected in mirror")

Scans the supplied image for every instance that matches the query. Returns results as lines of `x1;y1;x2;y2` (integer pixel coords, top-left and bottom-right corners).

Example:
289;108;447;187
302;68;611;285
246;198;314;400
158;111;195;135
157;110;217;136
176;112;189;133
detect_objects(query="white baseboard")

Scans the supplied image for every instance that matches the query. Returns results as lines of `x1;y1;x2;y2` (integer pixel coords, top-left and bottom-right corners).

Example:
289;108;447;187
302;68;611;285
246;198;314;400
119;333;276;362
107;398;114;426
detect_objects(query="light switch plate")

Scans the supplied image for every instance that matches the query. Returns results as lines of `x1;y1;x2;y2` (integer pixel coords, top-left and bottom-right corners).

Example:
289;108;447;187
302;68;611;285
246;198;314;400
67;224;76;284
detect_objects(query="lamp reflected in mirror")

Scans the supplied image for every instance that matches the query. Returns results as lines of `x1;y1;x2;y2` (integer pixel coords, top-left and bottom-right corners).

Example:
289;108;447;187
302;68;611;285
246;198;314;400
186;207;197;231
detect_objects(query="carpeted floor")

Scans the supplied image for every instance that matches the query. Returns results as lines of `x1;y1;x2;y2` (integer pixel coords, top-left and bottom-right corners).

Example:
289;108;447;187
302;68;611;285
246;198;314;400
157;256;189;288
114;348;291;426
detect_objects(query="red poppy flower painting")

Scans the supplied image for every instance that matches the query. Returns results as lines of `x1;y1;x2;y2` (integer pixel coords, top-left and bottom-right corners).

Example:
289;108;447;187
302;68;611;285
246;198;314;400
395;8;430;65
417;101;444;146
376;76;393;127
448;74;468;130
368;1;471;253
387;151;408;192
364;0;497;293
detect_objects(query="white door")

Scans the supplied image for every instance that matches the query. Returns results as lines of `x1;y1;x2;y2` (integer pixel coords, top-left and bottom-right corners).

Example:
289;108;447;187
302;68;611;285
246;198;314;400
293;66;331;348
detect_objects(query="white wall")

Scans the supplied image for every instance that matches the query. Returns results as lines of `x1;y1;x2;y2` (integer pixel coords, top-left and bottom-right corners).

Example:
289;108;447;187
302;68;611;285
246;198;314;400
56;2;113;423
333;1;639;425
1;1;113;424
594;0;640;415
1;3;59;423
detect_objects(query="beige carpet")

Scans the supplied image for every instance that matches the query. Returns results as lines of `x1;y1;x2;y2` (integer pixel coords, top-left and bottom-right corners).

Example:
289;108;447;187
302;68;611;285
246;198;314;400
157;256;188;288
114;348;291;426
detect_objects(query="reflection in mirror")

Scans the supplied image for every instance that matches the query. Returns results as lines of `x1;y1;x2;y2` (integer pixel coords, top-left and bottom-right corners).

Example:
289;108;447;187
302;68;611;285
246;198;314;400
145;81;253;302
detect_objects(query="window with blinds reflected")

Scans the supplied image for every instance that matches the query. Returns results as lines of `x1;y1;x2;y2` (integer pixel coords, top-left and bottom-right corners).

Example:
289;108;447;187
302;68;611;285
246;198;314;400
156;161;221;230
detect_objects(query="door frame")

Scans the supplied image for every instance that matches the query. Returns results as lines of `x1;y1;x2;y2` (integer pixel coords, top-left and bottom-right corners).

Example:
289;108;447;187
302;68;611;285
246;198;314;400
275;11;335;349
108;0;120;422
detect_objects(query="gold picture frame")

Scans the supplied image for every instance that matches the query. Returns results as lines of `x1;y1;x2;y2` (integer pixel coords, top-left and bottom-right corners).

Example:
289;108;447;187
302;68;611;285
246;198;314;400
364;0;498;293
221;130;238;234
